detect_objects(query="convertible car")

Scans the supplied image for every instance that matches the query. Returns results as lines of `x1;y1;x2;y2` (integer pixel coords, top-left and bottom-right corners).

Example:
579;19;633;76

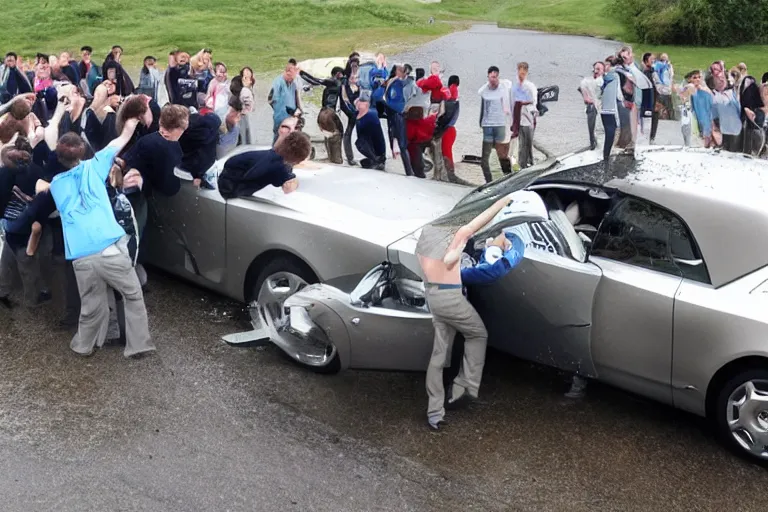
275;146;768;462
142;144;467;349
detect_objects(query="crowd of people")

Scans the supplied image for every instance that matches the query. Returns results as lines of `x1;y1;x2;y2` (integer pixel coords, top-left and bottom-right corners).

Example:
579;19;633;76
1;39;764;370
0;45;315;360
579;45;768;162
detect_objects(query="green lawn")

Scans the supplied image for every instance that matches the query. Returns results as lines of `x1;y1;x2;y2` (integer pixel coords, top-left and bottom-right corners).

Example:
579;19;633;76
0;0;765;76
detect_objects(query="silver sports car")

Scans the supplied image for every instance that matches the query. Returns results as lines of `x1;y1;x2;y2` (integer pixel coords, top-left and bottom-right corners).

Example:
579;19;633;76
142;145;467;364
279;147;768;462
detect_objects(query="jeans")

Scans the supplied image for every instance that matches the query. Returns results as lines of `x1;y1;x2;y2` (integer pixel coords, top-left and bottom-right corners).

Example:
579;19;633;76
355;137;385;169
342;112;356;163
518;125;534;169
586;104;598;149
482;125;508;144
601;113;618;161
386;108;414;176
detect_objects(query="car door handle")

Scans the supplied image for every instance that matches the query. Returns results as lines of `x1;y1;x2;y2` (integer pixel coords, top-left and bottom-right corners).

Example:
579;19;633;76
673;257;703;266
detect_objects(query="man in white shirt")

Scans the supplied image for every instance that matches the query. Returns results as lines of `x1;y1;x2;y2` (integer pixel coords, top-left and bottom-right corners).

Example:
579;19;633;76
579;61;605;150
511;62;537;169
477;66;513;183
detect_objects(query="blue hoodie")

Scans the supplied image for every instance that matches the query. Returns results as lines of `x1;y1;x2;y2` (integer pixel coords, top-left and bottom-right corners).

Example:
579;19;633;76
461;232;525;286
50;145;126;260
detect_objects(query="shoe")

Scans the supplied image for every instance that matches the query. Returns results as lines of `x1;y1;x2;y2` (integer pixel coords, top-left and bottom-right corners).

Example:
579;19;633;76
427;418;448;432
347;159;358;166
373;162;386;171
128;350;155;360
446;389;477;410
565;375;588;399
73;348;95;358
0;296;14;309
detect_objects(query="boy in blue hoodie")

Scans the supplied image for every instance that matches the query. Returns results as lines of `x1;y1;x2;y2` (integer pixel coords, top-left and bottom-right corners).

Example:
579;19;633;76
384;64;415;176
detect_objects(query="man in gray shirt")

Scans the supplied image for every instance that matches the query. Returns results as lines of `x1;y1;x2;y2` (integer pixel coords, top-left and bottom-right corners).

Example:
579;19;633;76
477;66;512;183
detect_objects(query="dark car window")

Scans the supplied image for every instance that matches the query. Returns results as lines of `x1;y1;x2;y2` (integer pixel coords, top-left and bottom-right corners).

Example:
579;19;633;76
591;196;710;284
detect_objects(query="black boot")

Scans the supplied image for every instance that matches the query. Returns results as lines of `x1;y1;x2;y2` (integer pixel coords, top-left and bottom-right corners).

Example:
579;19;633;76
480;142;494;183
444;157;472;186
500;158;513;175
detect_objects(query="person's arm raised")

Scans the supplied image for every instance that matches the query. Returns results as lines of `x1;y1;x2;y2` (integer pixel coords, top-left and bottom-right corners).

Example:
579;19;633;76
443;195;513;268
107;116;140;153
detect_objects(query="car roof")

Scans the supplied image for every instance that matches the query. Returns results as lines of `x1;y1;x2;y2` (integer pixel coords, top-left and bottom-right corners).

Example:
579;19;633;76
535;147;768;287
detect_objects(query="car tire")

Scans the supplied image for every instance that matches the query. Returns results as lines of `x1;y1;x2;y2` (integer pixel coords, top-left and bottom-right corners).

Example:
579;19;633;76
713;367;768;462
250;256;341;375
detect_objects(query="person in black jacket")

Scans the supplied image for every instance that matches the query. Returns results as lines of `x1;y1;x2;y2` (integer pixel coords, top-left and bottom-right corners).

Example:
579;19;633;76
218;131;311;198
0;140;51;308
178;111;221;186
340;60;361;165
299;66;345;164
122;104;189;234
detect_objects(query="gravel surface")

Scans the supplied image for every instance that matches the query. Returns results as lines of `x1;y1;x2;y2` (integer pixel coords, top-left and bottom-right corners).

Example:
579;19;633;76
1;267;767;512
249;25;694;184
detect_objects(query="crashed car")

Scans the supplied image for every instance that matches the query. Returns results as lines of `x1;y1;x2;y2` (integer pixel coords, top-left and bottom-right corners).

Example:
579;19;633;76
280;146;768;462
142;144;467;357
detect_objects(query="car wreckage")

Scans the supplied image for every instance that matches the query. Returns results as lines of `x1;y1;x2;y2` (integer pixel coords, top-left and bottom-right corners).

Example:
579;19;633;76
244;146;768;462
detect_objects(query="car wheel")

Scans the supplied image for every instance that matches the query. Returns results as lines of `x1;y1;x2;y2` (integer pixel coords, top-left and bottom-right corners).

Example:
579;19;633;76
249;257;340;374
714;368;768;461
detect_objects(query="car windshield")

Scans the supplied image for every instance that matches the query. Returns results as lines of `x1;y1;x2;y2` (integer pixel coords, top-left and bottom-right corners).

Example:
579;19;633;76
386;157;559;260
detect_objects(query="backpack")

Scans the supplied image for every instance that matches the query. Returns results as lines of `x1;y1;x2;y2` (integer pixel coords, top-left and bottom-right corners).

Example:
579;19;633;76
108;187;139;266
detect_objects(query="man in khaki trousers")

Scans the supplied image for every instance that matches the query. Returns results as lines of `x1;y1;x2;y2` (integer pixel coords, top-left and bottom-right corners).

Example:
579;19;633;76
416;194;517;431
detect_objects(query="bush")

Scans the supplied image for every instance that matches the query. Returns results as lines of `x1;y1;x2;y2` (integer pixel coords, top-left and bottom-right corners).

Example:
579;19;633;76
611;0;768;46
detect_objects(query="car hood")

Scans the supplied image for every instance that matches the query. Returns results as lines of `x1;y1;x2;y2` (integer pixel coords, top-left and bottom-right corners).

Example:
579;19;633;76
246;161;469;246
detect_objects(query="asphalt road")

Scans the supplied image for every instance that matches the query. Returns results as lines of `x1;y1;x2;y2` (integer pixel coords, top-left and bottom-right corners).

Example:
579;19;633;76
1;27;765;512
2;267;768;512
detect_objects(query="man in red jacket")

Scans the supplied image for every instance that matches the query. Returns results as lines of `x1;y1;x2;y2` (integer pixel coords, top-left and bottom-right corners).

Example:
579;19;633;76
416;61;449;114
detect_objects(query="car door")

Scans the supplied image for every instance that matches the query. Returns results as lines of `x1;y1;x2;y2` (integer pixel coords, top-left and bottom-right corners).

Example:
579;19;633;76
469;218;603;376
588;195;686;405
144;171;228;287
341;264;435;371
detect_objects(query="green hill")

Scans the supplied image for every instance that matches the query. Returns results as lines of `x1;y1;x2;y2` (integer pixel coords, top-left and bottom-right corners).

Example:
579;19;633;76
0;0;765;75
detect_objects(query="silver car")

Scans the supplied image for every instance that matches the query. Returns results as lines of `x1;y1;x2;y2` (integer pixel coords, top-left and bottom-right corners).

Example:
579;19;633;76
281;147;768;462
142;145;467;366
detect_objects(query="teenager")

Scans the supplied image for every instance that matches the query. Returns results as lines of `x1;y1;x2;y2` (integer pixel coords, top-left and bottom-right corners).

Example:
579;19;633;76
300;66;345;164
354;94;386;170
268;62;301;143
218;131;311;198
580;62;605;150
45;117;155;358
478;66;512;182
511;62;537;169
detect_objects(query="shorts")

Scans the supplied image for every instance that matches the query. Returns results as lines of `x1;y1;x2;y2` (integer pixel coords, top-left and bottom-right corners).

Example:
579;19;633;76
482;125;509;144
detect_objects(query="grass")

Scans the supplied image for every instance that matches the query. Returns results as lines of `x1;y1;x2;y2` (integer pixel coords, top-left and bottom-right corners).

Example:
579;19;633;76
0;0;765;75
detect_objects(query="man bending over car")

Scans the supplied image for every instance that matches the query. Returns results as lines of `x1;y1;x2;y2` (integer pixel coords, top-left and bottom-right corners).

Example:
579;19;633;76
416;194;525;431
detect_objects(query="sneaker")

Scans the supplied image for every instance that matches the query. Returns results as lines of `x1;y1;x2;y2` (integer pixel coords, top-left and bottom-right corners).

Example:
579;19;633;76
565;375;588;399
446;388;477;410
72;348;95;358
347;159;358;166
373;162;386;171
427;417;448;432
